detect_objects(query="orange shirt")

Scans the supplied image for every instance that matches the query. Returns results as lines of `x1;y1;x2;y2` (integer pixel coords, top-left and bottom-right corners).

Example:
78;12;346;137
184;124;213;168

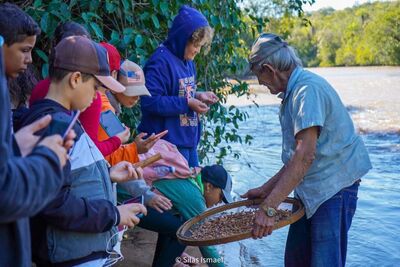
99;92;139;165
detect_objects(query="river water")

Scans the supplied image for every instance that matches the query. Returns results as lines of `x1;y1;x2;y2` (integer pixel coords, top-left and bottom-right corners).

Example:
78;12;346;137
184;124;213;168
214;67;400;266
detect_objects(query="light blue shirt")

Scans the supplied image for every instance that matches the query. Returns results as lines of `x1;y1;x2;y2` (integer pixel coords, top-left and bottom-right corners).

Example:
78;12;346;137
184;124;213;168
279;67;372;218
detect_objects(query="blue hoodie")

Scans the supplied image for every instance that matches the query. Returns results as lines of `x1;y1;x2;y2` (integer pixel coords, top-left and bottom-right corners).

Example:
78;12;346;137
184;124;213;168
138;5;209;148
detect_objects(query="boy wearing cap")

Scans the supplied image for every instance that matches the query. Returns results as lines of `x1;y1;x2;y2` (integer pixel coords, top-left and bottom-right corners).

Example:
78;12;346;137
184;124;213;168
148;161;232;267
98;42;162;164
96;43;170;211
29;22;131;158
16;36;147;266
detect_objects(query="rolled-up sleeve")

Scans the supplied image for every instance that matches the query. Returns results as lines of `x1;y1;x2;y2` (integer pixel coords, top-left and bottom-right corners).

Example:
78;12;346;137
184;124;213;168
291;85;326;136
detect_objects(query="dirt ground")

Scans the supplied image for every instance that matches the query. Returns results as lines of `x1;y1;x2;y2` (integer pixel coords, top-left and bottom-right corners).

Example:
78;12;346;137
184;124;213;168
115;226;206;267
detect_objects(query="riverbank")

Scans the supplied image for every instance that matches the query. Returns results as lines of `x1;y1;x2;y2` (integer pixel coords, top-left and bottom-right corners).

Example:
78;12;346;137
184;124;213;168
227;66;400;133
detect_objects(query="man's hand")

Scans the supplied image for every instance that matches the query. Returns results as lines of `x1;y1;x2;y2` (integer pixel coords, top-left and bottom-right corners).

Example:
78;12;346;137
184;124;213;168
252;208;275;239
116;126;130;144
14;114;52;156
148;194;173;213
117;203;147;227
38;135;68;167
241;186;268;200
134;130;168;154
195;91;219;105
188;98;209;114
110;161;143;183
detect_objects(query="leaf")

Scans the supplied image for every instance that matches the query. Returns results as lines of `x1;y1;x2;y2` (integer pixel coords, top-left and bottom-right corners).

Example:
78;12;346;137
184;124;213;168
90;22;103;40
41;63;49;79
81;12;89;22
210;15;219;26
123;28;134;35
135;35;144;47
160;1;169;15
69;0;77;8
34;0;42;8
121;0;130;10
35;49;48;62
111;30;120;42
87;12;102;20
151;14;160;29
40;13;48;33
105;2;117;13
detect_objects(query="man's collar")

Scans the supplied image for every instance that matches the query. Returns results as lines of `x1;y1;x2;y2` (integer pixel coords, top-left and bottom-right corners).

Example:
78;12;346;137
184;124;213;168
280;66;303;101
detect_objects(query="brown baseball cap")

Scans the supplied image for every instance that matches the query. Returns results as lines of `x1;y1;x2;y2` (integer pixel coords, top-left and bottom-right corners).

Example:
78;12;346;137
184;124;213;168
118;60;151;97
52;36;125;93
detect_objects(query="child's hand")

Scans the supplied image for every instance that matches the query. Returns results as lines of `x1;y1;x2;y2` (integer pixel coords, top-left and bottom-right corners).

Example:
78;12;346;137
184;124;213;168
195;91;219;105
134;131;167;154
188;98;209;114
148;195;173;213
117;203;147;227
110;161;143;183
116;126;130;144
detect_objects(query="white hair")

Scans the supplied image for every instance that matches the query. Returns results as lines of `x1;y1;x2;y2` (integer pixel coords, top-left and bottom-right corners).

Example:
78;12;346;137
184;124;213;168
249;33;302;72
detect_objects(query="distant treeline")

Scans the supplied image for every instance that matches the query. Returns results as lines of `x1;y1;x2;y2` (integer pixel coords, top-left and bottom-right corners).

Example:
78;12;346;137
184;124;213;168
265;1;400;67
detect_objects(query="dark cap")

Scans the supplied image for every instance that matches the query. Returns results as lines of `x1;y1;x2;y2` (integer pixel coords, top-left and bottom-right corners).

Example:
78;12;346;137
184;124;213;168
52;36;125;93
201;165;233;203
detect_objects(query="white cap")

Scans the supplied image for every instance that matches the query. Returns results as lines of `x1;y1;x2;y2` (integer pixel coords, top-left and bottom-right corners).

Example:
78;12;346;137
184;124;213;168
118;60;151;97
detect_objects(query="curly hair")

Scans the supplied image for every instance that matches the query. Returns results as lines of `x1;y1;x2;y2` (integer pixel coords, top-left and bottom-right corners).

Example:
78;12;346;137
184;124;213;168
189;26;214;54
8;64;39;108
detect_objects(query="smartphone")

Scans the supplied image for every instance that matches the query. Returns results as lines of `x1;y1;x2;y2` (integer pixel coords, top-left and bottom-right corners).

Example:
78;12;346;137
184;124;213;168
123;195;144;218
44;110;80;140
100;110;125;137
62;110;80;140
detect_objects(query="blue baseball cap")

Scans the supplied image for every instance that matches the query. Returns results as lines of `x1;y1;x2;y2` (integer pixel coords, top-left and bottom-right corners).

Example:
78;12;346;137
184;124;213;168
201;165;233;203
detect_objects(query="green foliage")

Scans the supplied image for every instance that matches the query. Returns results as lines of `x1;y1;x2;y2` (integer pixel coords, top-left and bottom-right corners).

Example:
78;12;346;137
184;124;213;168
15;0;307;163
273;1;400;67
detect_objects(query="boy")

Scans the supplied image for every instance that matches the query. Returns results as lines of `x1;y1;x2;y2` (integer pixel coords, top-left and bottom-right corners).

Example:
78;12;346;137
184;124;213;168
29;22;130;157
141;141;232;267
17;36;146;266
0;3;72;266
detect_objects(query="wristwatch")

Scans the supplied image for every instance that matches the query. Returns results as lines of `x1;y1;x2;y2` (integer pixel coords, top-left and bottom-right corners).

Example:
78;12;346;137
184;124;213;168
260;203;277;217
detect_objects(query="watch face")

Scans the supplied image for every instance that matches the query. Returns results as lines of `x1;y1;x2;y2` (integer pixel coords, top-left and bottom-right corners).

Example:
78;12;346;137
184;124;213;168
267;207;277;217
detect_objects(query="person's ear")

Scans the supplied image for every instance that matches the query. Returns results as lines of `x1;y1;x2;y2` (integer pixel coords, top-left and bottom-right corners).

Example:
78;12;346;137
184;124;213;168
205;182;212;193
261;64;275;75
69;72;82;89
111;70;118;79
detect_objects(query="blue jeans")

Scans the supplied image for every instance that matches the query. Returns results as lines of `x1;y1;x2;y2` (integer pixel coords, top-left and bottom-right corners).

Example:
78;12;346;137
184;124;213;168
285;180;360;267
138;207;186;267
177;147;199;167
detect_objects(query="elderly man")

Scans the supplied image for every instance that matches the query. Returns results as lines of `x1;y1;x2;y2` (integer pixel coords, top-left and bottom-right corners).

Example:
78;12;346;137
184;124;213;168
241;33;372;267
